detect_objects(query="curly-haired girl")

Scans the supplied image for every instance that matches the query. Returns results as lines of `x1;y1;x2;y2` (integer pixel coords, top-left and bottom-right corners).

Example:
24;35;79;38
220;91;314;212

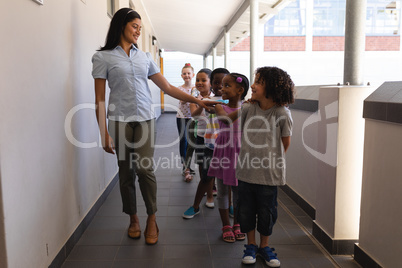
236;66;294;266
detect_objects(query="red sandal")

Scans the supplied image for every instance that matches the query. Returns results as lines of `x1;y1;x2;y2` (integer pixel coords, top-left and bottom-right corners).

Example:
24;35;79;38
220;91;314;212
222;225;235;243
233;224;246;241
183;170;193;182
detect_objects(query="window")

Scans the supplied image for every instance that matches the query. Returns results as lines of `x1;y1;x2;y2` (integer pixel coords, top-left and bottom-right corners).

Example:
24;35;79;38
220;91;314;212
265;0;306;36
313;0;400;36
366;0;400;35
313;0;346;36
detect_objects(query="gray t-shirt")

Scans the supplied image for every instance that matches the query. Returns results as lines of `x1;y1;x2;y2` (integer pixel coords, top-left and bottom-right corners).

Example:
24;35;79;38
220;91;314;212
236;103;293;186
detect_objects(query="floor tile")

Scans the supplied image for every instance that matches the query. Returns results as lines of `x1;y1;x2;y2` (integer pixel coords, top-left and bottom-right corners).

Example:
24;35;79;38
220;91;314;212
61;260;113;268
163;228;209;245
66;245;119;261
164;215;206;230
115;245;165;260
210;244;245;259
163;258;213;268
112;259;164;268
164;244;210;259
77;230;124;246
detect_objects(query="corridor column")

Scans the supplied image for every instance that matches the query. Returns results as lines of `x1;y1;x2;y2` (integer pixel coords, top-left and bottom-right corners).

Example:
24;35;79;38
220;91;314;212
343;0;366;85
313;0;371;255
212;46;217;70
250;0;258;84
305;0;313;52
224;29;230;69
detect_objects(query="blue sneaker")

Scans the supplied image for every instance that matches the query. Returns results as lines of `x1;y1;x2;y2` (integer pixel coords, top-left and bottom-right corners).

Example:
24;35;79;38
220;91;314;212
182;206;200;219
242;244;258;264
258;246;280;267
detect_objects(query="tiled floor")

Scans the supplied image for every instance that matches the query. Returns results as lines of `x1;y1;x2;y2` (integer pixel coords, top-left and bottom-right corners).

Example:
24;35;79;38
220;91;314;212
62;113;362;268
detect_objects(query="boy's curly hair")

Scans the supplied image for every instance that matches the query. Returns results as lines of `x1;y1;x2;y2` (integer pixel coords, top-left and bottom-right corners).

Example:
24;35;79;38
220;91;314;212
255;66;295;105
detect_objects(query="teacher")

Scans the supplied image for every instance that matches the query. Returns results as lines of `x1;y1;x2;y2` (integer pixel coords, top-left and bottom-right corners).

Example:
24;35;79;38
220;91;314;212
92;7;216;245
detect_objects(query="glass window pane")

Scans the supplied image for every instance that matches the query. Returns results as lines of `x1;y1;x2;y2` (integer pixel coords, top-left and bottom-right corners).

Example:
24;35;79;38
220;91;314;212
264;0;306;36
313;0;346;36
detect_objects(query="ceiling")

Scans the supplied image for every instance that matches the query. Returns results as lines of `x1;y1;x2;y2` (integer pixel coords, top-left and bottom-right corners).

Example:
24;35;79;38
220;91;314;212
142;0;294;56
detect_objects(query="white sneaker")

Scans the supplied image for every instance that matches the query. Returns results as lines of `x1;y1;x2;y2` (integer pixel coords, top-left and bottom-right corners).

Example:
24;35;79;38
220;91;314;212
242;244;258;264
205;202;214;208
258;246;280;267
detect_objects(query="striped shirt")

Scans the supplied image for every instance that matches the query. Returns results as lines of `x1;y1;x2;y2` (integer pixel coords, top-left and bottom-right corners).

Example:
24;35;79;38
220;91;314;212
204;96;223;149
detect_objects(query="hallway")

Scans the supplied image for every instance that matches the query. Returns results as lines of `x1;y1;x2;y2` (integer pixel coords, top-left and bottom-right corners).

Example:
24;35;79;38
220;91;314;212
61;113;361;268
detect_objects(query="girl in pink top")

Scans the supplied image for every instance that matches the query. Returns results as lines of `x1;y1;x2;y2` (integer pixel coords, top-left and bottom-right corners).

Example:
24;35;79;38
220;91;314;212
208;73;249;243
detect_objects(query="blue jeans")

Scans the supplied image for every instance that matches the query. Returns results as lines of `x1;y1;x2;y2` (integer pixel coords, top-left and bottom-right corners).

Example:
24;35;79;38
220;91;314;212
176;118;190;164
237;181;278;236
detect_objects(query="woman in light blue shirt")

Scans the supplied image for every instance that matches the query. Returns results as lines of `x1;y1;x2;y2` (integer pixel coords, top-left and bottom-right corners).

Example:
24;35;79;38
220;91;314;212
92;8;215;245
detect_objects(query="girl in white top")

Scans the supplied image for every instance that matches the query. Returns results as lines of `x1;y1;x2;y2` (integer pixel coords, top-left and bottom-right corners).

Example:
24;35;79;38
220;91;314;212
176;63;195;175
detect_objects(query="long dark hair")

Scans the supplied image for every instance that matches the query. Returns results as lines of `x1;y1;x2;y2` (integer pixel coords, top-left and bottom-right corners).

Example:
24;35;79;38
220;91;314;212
99;8;141;51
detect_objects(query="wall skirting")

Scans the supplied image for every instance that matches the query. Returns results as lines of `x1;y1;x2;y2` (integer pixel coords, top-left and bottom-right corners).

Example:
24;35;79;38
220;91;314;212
312;221;357;255
280;184;316;219
48;174;119;268
354;244;383;268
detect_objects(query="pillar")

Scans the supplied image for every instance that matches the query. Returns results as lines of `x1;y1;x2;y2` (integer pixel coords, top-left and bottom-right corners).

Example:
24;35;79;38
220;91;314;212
343;0;366;85
224;29;230;69
212;46;217;70
250;0;258;84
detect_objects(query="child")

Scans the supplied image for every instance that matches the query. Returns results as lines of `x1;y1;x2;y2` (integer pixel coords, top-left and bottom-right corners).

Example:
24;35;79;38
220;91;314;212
204;68;230;198
182;84;199;182
208;73;249;243
176;63;195;177
236;67;294;266
183;68;229;218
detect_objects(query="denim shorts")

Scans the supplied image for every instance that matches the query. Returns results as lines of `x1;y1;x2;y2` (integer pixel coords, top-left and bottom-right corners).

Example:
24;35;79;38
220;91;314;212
237;180;278;236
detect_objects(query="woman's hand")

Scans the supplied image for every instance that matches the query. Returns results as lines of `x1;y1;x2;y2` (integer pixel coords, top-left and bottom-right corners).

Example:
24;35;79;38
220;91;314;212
95;78;115;154
198;99;221;109
102;133;115;154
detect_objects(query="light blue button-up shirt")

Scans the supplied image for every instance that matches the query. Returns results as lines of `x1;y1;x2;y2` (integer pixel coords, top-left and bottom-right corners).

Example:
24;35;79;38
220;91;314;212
92;45;160;122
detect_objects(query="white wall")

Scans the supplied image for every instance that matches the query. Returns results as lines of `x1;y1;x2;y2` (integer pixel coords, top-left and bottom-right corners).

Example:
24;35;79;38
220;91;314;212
0;0;160;267
288;85;374;241
358;119;402;268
